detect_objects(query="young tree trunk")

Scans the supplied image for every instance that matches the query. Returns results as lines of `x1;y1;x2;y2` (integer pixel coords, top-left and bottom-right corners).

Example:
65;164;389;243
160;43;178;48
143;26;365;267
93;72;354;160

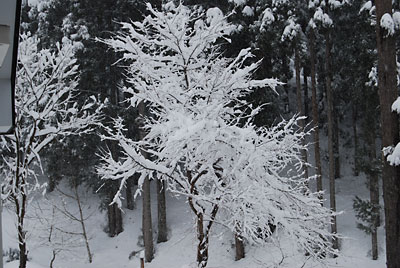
17;197;28;268
74;185;93;263
126;178;135;210
234;232;245;261
375;2;400;267
352;104;359;176
50;250;57;268
157;179;168;243
308;29;323;197
295;46;309;180
333;106;340;179
196;213;208;268
15;174;28;268
187;170;219;268
325;31;338;251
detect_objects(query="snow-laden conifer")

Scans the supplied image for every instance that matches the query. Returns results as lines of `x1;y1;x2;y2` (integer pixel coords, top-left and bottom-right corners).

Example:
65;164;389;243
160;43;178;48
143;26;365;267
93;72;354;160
98;3;337;267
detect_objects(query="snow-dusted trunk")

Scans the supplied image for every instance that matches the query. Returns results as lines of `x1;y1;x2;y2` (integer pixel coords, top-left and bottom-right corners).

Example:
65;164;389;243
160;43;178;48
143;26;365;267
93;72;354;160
308;29;323;198
325;30;338;251
295;46;308;180
375;2;400;267
156;179;167;243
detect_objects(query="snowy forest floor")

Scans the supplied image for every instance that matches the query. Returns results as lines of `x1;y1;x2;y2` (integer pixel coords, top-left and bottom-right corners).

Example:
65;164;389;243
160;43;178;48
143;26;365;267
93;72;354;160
2;173;387;268
1;129;387;268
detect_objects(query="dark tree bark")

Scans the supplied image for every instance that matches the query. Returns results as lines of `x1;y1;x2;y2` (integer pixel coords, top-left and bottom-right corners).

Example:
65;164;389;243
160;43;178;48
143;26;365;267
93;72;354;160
138;101;154;262
126;178;135;210
375;2;400;267
333;106;340;179
325;30;338;250
187;170;219;268
107;194;116;236
17;200;28;268
308;29;323;198
142;176;154;262
304;66;309;121
234;233;245;261
107;185;124;237
364;111;379;260
115;204;123;235
157;179;168;243
352;104;359;176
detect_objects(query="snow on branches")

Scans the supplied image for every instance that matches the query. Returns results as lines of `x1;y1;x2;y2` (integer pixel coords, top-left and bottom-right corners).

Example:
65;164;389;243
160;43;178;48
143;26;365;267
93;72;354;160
1;34;101;198
0;33;101;266
98;2;337;266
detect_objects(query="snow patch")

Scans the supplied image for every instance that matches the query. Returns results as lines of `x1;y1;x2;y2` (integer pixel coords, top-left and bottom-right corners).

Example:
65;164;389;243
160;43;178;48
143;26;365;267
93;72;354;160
242;6;254;17
381;13;395;36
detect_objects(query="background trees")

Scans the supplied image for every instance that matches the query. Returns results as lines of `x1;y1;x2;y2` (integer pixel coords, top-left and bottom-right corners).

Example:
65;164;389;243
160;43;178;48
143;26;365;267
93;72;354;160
11;0;400;267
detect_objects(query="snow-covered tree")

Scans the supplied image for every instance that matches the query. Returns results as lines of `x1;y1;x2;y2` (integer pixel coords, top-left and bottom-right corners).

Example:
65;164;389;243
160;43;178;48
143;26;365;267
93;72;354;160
98;3;337;267
0;34;101;268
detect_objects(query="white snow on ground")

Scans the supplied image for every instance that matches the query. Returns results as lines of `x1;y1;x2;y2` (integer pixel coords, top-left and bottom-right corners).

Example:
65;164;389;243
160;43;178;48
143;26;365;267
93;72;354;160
2;170;387;268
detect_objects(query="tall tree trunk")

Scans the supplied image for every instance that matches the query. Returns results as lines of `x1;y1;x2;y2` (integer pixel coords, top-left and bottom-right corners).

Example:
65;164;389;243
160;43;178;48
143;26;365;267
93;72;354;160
126;178;135;210
352;104;359;176
142;176;154;262
365;113;379;260
304;66;309;121
157;179;168;243
309;29;323;197
375;2;400;267
138;101;154;262
107;191;116;236
325;30;338;251
333;106;340;178
295;47;309;180
107;184;124;237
